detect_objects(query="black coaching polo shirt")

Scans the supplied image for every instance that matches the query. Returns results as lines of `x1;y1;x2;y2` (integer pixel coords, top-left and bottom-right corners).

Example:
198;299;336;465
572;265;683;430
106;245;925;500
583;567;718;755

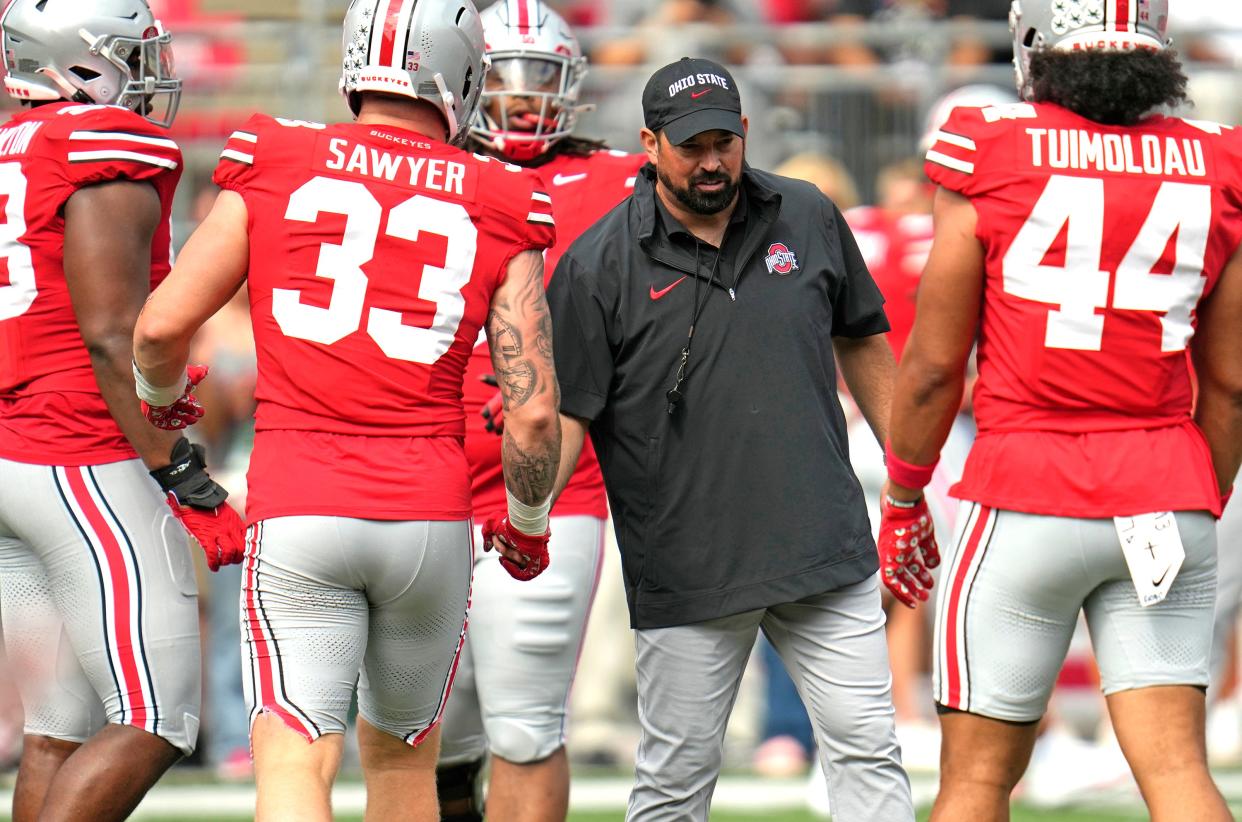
547;164;889;629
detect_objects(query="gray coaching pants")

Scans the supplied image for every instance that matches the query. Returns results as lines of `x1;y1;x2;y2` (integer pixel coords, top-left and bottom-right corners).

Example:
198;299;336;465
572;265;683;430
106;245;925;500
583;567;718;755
628;576;913;822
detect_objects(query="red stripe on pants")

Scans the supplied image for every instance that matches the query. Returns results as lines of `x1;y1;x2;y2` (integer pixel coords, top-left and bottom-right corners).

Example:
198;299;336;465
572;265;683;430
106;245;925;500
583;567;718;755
243;527;311;739
944;506;992;709
65;467;148;728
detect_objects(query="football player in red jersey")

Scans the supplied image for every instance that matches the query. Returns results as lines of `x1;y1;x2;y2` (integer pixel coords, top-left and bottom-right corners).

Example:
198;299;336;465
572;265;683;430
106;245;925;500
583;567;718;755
0;2;244;820
133;0;562;818
883;1;1242;819
435;3;644;820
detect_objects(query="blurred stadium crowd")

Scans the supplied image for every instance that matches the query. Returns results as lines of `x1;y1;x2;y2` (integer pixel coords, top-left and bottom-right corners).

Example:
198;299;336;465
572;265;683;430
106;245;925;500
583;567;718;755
3;0;1242;812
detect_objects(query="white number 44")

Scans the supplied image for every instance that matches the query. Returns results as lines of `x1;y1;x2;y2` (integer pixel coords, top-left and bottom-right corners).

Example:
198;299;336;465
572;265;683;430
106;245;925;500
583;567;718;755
1002;175;1210;352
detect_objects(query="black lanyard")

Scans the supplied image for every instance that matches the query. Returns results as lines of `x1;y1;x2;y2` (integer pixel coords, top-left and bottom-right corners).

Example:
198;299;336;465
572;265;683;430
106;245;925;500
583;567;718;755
666;239;723;415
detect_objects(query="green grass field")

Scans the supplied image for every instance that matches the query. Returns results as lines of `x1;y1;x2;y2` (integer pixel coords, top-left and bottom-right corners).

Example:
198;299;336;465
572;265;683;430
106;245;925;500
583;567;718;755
14;767;1242;821
135;810;1150;822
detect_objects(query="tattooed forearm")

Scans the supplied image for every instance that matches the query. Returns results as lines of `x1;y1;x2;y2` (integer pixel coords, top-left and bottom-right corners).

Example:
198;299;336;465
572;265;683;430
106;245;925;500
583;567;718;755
497;360;536;408
502;426;561;504
535;307;553;360
487;309;522;358
487;250;558;413
491;249;562;504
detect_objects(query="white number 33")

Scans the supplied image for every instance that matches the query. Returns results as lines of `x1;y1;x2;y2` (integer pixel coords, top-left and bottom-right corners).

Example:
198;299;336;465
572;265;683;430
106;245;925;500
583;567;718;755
272;176;477;364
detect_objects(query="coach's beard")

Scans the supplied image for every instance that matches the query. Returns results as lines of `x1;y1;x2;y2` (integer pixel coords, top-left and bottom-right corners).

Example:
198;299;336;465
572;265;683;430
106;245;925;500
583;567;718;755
658;167;740;215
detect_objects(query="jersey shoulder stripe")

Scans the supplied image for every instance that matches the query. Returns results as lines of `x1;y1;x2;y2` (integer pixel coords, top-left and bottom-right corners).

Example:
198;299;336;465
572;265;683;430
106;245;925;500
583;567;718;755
37;105;183;183
527;189;555;225
66;148;178;169
219;128;261;166
926;148;974;175
69;130;179;150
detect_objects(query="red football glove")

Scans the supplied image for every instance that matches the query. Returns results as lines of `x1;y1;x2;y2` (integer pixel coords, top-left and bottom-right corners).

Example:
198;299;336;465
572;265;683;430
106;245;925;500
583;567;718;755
479;374;504;435
150;438;245;572
142;364;209;431
164;494;246;572
481;516;550;581
877;494;939;609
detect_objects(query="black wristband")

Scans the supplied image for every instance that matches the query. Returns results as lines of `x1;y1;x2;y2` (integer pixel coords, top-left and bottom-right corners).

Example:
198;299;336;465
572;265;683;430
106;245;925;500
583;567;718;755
149;438;228;510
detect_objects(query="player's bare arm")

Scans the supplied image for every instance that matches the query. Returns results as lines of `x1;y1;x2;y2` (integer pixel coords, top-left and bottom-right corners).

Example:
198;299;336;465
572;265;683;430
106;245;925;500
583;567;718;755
833;334;896;447
551;412;589;504
1192;237;1242;498
887;187;985;500
134;190;250;388
63;180;185;471
877;186;982;608
487;248;562;506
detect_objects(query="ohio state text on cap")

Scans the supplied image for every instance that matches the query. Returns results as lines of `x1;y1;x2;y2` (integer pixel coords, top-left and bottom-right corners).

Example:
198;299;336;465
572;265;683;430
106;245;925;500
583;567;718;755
642;57;744;145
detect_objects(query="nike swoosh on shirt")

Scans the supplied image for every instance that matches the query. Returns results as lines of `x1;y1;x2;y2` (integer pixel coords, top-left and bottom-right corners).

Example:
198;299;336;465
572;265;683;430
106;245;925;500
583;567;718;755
1152;566;1171;587
552;173;588;186
650;277;687;300
690;89;711;99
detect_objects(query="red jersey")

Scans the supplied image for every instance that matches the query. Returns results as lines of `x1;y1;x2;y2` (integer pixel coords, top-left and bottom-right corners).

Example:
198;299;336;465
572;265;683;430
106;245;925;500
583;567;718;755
213;115;555;522
845;205;933;360
925;102;1242;517
0;103;181;466
462;149;644;521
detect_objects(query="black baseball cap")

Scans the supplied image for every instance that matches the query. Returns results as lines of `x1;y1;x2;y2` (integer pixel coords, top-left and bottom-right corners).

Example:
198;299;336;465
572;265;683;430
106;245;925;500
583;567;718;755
642;57;744;145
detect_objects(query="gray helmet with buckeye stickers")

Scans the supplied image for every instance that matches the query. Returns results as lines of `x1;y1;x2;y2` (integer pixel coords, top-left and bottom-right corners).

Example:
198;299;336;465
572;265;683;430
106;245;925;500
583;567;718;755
0;0;181;127
340;0;488;147
1010;0;1171;96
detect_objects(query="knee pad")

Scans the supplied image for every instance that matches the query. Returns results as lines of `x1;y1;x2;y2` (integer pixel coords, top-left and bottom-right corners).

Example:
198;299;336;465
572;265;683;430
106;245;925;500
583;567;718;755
486;716;561;764
436;758;484;822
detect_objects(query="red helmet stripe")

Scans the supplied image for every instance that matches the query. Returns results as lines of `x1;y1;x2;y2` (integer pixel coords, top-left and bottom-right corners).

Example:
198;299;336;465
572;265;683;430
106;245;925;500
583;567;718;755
517;0;532;34
379;0;404;68
1108;0;1134;32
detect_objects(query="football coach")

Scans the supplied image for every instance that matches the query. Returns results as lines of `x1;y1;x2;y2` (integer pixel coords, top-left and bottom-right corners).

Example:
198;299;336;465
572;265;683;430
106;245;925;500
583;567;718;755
543;57;914;820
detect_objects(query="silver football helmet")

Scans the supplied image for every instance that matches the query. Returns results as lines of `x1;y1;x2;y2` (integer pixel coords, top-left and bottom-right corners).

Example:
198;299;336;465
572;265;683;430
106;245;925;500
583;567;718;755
1010;0;1171;96
0;0;180;127
340;0;488;147
470;0;587;162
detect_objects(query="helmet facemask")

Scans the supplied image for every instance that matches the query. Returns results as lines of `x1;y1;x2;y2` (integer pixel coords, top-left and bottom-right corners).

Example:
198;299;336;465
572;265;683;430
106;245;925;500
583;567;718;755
472;51;585;161
86;23;181;127
1;0;182;128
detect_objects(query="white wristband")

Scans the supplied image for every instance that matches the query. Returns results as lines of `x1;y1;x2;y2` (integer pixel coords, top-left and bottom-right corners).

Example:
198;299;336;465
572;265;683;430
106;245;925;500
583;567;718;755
506;488;552;536
133;360;188;407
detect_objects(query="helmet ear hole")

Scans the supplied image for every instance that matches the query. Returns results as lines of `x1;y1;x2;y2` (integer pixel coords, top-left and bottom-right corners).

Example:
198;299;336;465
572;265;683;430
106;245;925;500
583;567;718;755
68;66;100;81
462;66;473;101
1023;28;1038;48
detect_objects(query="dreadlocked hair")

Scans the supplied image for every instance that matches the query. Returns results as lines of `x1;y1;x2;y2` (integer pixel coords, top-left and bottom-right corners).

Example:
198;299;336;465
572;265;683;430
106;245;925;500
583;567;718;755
550;135;608;158
1026;49;1189;126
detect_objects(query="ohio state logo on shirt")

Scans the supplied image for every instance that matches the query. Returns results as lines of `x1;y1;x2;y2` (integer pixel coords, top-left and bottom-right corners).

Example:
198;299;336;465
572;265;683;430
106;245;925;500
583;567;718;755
765;242;799;275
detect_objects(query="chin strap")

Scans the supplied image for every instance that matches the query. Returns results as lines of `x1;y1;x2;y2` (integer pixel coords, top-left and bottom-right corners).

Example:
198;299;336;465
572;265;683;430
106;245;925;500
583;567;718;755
433;71;461;145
